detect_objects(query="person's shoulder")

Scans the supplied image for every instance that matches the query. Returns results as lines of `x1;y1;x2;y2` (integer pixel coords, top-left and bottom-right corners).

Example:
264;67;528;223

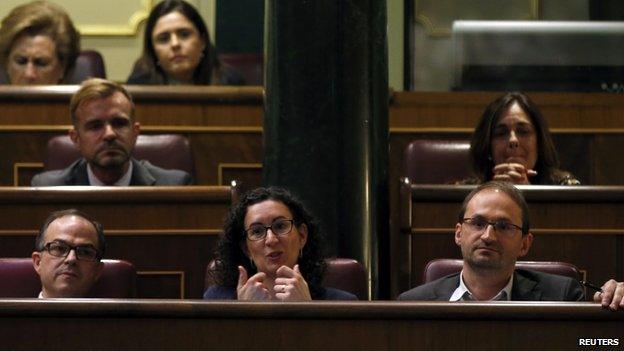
30;160;83;186
321;287;358;301
203;285;237;300
31;169;67;186
135;160;193;185
514;269;584;301
515;268;576;284
398;273;460;301
219;65;247;85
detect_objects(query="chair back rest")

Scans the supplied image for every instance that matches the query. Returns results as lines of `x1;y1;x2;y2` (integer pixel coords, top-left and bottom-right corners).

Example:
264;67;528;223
423;258;583;283
404;139;473;184
64;50;107;83
205;258;367;300
218;53;263;85
0;258;137;298
44;134;195;177
323;258;368;300
0;50;106;84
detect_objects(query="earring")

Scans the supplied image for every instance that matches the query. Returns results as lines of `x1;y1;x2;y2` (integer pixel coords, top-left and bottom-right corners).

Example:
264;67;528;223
299;248;303;258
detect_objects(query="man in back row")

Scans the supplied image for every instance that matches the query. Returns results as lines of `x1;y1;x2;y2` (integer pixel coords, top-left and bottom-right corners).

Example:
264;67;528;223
399;181;624;310
32;209;105;298
31;78;192;186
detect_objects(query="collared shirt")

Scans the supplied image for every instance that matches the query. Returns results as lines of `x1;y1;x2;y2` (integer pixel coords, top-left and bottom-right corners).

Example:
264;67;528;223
449;270;514;301
38;291;44;298
87;162;133;186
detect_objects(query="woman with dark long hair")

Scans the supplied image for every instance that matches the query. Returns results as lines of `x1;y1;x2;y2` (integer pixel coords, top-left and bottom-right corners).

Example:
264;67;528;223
467;92;579;185
127;0;243;85
205;187;356;300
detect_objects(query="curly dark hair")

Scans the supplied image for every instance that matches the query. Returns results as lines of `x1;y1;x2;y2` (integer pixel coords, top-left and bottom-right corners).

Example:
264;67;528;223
470;92;576;185
212;187;328;298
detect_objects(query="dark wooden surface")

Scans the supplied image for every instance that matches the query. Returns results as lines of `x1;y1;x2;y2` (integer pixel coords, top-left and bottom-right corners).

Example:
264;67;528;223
395;184;624;297
0;300;621;350
0;186;233;299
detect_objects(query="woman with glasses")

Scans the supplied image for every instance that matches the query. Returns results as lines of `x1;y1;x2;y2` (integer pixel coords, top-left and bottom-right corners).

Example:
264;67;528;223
204;187;356;300
465;92;579;185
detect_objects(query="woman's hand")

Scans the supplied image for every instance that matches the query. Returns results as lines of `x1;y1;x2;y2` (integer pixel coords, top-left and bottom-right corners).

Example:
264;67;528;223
274;264;312;301
492;163;537;184
236;266;271;300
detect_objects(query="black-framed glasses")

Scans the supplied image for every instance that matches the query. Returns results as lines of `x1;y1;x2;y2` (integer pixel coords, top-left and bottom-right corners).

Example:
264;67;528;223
461;217;523;237
245;219;294;241
41;241;101;262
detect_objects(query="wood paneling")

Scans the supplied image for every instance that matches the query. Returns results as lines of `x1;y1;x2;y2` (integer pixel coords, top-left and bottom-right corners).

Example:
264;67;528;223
0;186;234;299
0;300;621;350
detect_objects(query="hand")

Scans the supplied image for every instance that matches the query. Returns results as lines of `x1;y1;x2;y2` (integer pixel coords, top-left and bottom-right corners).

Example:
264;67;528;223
274;264;312;301
492;163;537;185
236;266;271;300
594;279;624;311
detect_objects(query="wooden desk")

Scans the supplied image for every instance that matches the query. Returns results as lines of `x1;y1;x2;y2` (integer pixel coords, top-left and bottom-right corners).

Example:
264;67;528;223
0;300;621;350
395;184;624;296
0;186;235;299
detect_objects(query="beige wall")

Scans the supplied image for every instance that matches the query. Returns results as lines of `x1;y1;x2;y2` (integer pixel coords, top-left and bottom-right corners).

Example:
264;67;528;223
0;0;216;82
387;0;404;91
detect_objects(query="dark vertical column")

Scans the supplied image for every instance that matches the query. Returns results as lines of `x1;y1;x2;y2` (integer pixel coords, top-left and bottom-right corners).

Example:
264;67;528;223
264;0;389;298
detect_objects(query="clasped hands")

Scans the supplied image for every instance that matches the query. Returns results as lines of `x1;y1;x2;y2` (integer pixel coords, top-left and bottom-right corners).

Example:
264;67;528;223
493;163;537;184
236;264;312;301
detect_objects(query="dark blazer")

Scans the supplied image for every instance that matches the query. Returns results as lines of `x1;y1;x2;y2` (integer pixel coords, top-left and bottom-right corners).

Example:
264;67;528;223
31;158;193;186
127;65;245;85
203;285;358;301
398;269;585;301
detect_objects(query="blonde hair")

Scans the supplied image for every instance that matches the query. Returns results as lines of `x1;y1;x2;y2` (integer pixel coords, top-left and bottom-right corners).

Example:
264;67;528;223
70;78;135;126
0;1;80;80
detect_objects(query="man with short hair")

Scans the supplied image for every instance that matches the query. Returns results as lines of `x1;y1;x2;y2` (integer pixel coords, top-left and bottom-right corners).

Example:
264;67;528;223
32;209;105;298
399;181;624;310
31;78;192;186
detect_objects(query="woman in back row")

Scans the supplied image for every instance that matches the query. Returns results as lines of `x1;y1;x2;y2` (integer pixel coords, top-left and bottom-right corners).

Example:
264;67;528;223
127;0;243;85
466;92;580;185
0;1;79;85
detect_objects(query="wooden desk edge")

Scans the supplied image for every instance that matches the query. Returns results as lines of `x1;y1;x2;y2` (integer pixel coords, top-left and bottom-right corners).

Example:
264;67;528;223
0;300;619;320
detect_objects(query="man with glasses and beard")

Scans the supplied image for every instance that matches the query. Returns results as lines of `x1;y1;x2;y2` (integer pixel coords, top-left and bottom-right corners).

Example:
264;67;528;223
32;209;105;298
399;181;624;310
31;78;192;186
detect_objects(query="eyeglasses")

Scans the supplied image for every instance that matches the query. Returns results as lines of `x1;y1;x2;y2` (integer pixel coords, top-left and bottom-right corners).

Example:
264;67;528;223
461;217;523;237
41;241;101;262
245;219;294;241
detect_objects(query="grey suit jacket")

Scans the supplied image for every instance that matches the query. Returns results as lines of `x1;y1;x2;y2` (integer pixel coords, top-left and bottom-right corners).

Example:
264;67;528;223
398;269;585;301
31;158;193;186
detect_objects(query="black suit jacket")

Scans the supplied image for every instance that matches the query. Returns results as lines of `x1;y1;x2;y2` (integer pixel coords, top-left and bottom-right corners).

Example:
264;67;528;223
398;269;585;301
31;158;193;186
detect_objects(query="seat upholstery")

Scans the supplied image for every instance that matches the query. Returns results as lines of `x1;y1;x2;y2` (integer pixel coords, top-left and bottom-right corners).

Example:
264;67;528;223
205;257;368;300
0;258;137;298
64;50;107;83
0;50;106;84
43;134;195;177
218;53;263;85
423;258;583;283
404;139;473;184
